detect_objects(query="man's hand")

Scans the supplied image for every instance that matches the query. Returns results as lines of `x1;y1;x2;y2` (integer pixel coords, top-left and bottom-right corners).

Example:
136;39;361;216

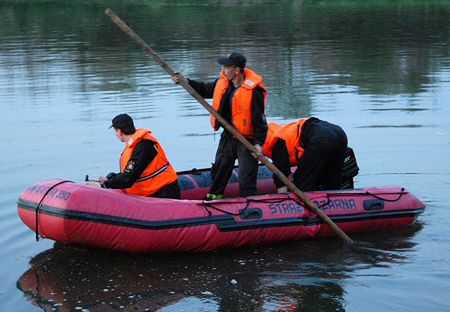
277;186;288;194
252;144;263;159
171;71;187;85
98;176;107;184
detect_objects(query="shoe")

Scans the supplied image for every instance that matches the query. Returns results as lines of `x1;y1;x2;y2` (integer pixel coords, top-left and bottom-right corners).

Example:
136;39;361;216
203;193;224;200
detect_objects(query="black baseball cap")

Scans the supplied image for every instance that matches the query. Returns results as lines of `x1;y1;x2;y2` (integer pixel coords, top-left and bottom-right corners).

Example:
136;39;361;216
109;113;135;131
218;52;246;69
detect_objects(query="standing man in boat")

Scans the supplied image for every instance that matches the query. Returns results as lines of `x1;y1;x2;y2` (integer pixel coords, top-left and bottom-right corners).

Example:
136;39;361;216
172;52;268;200
94;114;180;199
262;117;348;193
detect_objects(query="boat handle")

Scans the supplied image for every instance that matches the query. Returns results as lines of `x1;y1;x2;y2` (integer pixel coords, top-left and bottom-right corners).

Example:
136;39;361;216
239;208;263;219
363;199;385;211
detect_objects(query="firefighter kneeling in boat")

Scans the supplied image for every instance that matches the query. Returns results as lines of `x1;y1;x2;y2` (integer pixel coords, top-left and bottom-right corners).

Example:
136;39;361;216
262;117;349;193
88;114;180;199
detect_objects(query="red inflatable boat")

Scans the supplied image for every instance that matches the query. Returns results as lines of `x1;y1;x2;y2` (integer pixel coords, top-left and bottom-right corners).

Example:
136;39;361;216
17;166;425;253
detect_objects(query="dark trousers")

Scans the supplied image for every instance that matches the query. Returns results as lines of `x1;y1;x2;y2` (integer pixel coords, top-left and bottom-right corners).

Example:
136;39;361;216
210;132;258;197
151;180;181;199
294;120;348;191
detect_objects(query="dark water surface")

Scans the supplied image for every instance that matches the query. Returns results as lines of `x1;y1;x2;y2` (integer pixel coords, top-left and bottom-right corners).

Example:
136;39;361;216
1;1;449;311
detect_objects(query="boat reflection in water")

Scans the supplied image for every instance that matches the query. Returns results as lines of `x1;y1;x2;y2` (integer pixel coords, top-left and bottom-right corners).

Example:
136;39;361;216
17;224;422;311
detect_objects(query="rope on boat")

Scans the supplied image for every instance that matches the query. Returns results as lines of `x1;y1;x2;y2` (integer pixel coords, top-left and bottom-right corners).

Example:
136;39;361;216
365;188;406;202
200;188;407;217
201;196;296;217
202;199;252;216
297;188;408;212
34;180;72;241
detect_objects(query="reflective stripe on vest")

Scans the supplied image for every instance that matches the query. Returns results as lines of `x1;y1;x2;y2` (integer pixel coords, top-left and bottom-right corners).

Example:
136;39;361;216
135;163;170;182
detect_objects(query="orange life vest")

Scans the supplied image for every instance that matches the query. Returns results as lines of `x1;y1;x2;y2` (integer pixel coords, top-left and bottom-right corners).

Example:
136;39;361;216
262;118;309;165
210;68;266;137
120;128;178;196
262;122;281;159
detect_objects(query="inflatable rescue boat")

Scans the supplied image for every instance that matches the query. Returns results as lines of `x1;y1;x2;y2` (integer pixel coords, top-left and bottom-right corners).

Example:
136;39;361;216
17;162;425;253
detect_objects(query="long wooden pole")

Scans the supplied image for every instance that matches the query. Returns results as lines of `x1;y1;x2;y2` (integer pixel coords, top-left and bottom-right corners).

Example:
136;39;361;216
105;8;353;244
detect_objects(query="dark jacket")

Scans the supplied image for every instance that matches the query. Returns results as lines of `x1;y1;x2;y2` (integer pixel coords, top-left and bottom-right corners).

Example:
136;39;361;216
104;139;157;189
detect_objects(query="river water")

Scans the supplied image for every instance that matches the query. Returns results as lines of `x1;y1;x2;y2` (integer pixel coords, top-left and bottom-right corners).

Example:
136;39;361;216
1;1;449;311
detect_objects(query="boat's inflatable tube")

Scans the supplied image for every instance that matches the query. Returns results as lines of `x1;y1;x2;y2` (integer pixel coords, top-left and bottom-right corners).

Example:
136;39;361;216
17;166;425;253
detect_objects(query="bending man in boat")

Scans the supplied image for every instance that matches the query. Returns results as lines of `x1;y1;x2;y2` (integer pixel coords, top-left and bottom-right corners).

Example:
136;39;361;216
262;117;348;193
91;114;180;199
172;52;268;200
